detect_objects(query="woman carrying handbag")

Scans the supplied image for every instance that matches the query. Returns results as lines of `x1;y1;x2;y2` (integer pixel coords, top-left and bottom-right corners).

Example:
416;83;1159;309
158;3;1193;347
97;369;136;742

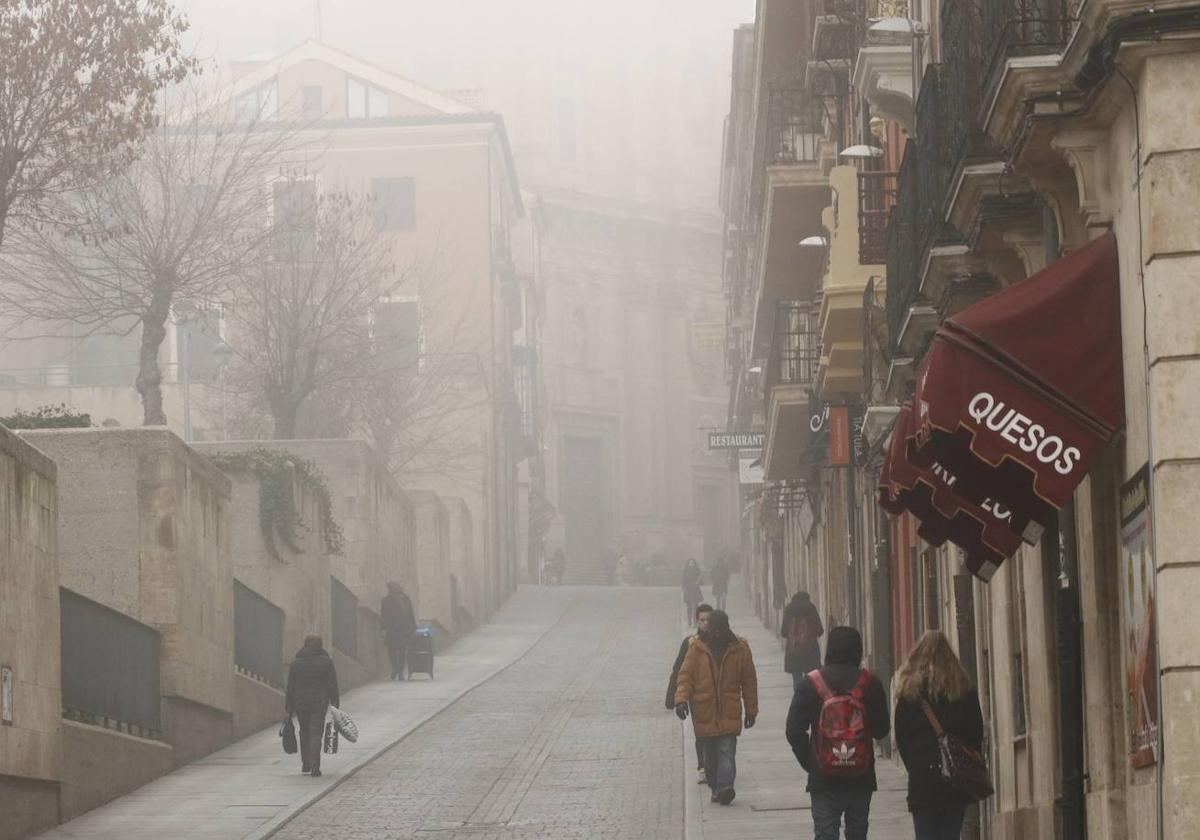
894;630;991;840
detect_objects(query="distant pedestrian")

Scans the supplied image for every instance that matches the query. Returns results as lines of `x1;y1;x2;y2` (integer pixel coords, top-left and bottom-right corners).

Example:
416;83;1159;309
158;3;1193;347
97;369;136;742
284;634;340;778
615;552;630;586
665;603;714;785
894;631;986;840
674;609;758;806
782;591;824;691
786;626;889;840
710;559;731;611
380;581;418;681
682;558;703;624
550;549;566;585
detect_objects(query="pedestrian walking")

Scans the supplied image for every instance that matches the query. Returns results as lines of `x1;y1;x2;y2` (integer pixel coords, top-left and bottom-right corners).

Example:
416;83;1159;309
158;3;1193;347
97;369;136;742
894;630;987;840
380;581;417;681
284;633;340;778
710;558;730;611
550;548;566;585
665;603;714;785
673;609;759;806
681;558;703;624
781;591;824;691
786;626;889;840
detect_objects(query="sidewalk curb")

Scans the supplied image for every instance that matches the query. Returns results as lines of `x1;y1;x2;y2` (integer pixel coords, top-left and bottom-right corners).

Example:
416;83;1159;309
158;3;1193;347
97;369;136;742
250;594;578;840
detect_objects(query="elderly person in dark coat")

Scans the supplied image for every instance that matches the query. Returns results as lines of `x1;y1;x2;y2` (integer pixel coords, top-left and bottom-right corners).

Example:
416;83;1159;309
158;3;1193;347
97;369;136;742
285;634;340;777
381;581;418;681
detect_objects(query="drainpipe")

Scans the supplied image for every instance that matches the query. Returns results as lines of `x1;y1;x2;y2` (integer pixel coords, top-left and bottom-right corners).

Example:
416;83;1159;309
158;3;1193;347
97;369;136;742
1044;204;1087;840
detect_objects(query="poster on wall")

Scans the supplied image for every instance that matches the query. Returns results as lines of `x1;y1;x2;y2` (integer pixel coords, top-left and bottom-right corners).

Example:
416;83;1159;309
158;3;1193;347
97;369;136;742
1119;463;1158;768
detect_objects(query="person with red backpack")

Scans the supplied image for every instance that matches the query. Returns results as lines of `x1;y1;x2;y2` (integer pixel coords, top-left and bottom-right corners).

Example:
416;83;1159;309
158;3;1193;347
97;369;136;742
782;591;824;691
786;626;890;840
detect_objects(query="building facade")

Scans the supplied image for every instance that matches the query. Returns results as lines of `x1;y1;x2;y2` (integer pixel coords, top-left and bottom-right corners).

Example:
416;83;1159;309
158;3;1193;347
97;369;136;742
723;1;1200;838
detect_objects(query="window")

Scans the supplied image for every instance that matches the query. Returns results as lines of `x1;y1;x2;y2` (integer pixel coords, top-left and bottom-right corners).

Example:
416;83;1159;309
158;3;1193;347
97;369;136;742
235;82;278;122
374;298;421;374
272;179;317;259
348;76;389;119
301;85;323;121
371;177;415;231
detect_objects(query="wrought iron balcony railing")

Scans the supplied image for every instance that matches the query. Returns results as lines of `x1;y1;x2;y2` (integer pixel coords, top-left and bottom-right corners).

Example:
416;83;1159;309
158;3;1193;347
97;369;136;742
766;85;824;166
885;148;920;347
858;169;897;265
941;0;994;165
982;0;1074;84
813;0;864;63
767;300;820;389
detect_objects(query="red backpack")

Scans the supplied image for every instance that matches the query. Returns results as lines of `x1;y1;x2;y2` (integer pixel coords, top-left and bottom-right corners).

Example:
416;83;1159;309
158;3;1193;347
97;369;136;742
808;669;875;778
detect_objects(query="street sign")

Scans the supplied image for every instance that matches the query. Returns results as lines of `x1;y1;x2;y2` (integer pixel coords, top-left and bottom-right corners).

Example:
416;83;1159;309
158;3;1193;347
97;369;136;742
708;432;765;450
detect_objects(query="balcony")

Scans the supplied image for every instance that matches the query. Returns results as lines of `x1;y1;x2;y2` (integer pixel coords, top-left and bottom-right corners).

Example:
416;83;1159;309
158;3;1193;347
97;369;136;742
763;301;820;481
858;170;897;265
766;85;824;167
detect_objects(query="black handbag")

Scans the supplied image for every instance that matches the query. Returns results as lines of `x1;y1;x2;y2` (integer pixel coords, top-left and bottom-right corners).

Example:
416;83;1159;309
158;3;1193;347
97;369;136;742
280;718;297;755
921;700;994;801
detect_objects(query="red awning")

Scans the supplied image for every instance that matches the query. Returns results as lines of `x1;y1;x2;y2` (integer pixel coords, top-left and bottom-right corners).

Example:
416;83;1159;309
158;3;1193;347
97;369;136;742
909;232;1124;543
877;405;1025;580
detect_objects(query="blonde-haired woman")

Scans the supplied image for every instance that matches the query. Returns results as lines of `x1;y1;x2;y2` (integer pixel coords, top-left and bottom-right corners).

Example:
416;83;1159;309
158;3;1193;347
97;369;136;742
893;630;984;840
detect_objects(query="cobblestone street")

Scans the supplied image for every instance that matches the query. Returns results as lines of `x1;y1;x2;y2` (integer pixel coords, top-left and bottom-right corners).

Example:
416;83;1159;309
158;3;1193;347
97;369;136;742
272;587;686;840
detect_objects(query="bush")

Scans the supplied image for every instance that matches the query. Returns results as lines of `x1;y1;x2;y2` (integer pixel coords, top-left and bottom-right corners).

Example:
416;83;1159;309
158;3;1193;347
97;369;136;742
0;404;92;429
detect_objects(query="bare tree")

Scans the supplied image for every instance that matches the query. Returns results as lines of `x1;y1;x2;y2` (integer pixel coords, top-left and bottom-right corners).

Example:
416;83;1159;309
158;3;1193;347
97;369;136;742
0;91;299;425
221;191;402;439
0;0;197;246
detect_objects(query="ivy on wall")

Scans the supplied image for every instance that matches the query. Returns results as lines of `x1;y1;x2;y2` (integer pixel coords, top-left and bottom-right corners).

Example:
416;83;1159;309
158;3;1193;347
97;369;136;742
0;403;91;429
208;448;345;562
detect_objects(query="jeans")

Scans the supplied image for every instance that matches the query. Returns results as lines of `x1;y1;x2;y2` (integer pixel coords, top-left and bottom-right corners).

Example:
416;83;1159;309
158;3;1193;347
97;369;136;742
296;705;327;772
811;789;872;840
703;735;738;792
912;803;967;840
387;641;409;678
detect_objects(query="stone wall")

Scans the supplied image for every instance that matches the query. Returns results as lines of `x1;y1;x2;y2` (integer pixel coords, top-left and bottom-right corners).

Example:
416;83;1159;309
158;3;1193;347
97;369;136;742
22;429;235;762
0;426;60;840
58;720;174;822
232;674;285;741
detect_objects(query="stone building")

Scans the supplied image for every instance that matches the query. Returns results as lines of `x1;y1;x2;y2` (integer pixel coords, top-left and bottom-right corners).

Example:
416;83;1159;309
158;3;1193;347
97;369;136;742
722;0;1200;838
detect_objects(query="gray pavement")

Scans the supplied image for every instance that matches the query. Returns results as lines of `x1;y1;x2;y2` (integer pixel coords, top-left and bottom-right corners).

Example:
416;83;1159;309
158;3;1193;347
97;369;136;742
684;579;912;840
36;586;578;840
271;585;685;840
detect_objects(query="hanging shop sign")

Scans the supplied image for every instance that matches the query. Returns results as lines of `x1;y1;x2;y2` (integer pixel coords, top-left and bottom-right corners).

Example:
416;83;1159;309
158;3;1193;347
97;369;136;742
907;233;1124;558
738;449;765;485
1120;463;1158;768
708;431;764;450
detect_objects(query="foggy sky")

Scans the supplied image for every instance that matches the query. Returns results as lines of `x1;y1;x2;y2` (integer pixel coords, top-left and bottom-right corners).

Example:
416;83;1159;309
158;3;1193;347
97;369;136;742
177;0;755;211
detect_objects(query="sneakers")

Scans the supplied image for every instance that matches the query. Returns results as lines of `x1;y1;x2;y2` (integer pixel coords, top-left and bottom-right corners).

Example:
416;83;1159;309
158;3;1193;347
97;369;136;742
301;765;310;774
697;767;707;784
710;791;718;803
310;768;322;777
716;788;736;806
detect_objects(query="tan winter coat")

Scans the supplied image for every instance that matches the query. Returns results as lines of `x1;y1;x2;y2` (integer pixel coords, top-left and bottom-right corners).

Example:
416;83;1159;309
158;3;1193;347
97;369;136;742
673;636;759;737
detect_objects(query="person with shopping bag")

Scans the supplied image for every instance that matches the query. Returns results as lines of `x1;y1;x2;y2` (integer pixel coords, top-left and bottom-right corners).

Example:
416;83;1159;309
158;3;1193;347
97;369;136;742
284;634;340;777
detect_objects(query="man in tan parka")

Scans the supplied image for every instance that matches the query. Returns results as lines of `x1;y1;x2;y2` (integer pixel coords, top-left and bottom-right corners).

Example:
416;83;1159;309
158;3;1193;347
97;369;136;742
674;609;759;805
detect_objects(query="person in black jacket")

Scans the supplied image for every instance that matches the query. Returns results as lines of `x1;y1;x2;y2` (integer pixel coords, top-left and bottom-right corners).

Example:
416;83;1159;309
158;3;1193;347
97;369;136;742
381;581;418;680
781;591;824;691
894;630;985;840
665;603;713;783
285;634;340;777
786;626;889;840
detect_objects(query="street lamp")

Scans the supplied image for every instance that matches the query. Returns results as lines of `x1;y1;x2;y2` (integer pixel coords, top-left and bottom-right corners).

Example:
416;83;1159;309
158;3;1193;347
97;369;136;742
839;144;885;159
798;235;828;248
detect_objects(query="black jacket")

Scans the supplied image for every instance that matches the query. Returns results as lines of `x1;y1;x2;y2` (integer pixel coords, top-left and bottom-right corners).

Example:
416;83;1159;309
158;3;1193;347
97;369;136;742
665;634;696;708
785;628;889;792
894;689;984;811
781;597;824;674
285;646;340;713
381;591;417;646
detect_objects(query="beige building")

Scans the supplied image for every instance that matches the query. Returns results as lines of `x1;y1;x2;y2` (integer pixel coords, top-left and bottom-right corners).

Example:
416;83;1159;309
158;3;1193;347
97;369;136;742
724;0;1200;838
533;195;734;582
